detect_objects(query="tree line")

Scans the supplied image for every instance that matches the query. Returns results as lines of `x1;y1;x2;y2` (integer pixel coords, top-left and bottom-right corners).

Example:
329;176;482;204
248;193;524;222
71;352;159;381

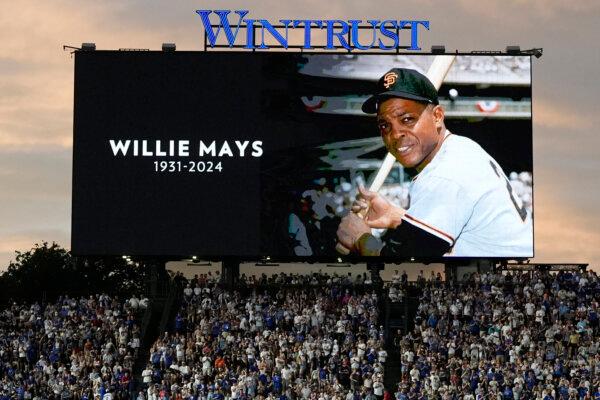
0;242;148;306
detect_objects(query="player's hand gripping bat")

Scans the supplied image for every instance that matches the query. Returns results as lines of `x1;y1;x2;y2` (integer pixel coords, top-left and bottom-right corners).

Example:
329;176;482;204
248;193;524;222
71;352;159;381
336;55;457;255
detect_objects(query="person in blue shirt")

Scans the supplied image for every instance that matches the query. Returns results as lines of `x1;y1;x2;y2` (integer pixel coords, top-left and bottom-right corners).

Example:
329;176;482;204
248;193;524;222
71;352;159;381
469;321;480;336
557;383;569;399
588;309;598;330
151;350;161;366
15;386;25;400
272;373;282;394
319;367;328;383
502;385;513;399
163;351;173;368
25;342;36;364
213;391;225;400
175;314;185;332
222;321;231;332
418;363;430;380
367;349;377;364
207;389;215;400
265;314;275;330
495;370;504;386
545;345;557;362
558;303;569;319
258;372;268;386
577;384;588;399
211;322;221;337
427;314;437;328
470;371;479;392
553;361;563;378
49;349;60;364
396;390;408;400
524;371;536;391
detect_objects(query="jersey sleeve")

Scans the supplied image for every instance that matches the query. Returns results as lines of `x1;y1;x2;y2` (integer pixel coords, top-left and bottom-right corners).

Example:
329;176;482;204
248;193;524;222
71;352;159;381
402;175;473;248
380;221;451;257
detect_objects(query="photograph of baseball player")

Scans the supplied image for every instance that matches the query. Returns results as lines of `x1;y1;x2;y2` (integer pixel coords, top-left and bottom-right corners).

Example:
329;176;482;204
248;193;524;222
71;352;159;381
336;67;533;258
259;54;533;259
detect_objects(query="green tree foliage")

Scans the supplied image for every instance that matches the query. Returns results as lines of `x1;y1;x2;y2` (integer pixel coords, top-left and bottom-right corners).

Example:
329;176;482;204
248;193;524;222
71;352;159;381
0;242;148;305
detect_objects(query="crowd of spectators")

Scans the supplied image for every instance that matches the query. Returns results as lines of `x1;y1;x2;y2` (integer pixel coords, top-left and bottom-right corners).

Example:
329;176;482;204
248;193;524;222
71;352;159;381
239;272;378;289
388;271;443;303
0;293;147;399
142;273;386;400
391;269;600;399
1;264;598;400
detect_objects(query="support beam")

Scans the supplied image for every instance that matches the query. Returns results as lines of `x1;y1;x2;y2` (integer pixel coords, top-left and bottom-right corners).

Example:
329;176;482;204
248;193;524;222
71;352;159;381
222;260;240;287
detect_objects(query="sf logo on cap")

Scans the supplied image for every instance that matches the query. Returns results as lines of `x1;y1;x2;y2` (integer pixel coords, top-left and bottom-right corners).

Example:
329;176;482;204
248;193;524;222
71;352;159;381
383;72;398;89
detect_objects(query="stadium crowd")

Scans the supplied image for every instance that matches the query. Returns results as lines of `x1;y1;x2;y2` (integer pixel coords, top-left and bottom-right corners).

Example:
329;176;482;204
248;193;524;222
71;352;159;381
142;272;386;400
390;269;600;399
238;272;377;288
0;293;147;399
0;265;597;400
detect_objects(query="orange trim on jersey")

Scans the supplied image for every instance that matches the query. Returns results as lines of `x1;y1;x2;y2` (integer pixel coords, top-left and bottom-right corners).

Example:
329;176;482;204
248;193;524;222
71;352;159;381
403;214;455;245
412;132;453;182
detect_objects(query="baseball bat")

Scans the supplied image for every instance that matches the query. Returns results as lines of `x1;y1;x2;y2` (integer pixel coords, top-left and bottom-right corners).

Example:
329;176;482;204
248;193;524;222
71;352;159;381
336;55;457;255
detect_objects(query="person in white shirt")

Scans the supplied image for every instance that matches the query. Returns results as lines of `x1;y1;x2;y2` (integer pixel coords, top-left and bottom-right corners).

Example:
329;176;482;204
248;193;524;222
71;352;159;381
525;302;535;320
373;380;384;398
377;349;387;364
179;361;190;377
535;308;545;325
142;365;153;386
337;68;532;258
410;366;420;383
129;296;140;309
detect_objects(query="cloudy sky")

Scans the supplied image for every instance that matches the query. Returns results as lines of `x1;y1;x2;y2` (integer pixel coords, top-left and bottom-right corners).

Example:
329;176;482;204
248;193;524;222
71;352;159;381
1;0;599;270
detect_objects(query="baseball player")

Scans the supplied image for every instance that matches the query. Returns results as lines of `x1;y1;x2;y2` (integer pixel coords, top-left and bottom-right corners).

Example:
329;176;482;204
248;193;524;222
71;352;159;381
336;68;533;257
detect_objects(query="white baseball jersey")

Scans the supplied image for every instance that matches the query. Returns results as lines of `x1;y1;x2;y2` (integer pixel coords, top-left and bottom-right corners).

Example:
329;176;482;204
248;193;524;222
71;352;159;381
402;131;533;257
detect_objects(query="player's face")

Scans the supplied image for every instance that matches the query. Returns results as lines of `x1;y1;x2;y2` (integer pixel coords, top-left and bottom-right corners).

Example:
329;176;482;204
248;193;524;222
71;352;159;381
377;98;444;170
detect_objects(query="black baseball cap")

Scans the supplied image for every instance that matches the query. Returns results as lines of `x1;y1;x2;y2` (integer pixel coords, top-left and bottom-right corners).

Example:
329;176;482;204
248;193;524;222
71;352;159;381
362;68;439;114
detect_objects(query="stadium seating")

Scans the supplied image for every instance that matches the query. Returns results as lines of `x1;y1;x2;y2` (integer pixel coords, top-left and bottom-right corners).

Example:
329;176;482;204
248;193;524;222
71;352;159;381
145;273;385;400
390;270;599;399
0;294;147;399
0;268;597;400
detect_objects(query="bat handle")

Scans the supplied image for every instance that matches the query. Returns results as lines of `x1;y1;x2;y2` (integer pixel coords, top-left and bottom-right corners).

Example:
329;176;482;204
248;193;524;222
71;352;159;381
335;153;393;254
